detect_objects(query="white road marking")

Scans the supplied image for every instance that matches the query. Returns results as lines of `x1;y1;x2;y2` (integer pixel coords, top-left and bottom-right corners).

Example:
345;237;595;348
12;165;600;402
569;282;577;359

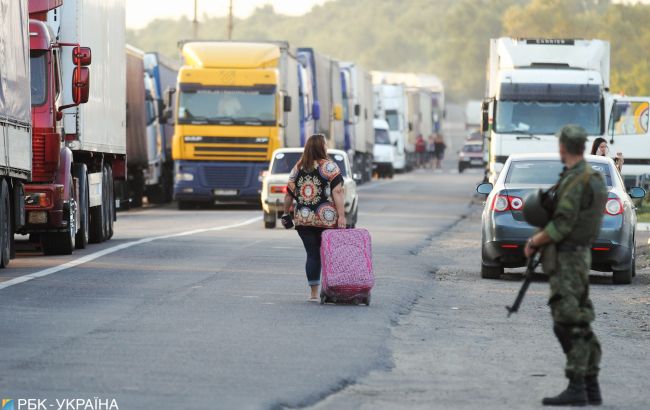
0;216;262;291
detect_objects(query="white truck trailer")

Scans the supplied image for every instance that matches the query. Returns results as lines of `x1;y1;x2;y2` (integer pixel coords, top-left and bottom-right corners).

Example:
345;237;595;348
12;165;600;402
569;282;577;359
482;38;610;182
372;82;410;172
0;0;31;266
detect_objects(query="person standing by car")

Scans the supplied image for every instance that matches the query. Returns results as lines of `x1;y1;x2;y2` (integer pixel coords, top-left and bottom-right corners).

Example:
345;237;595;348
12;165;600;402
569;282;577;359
281;134;346;301
524;125;608;406
415;134;426;168
433;133;446;169
590;137;624;172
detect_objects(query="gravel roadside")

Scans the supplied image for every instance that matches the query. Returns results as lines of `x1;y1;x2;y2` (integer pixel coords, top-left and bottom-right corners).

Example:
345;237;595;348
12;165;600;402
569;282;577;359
307;206;650;410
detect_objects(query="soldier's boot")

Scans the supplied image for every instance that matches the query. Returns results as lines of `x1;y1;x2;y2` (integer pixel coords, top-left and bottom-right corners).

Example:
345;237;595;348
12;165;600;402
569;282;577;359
585;375;602;406
542;378;588;406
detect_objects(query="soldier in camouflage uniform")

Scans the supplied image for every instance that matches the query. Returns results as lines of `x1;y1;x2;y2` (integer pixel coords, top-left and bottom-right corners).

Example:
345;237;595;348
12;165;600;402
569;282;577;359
524;125;608;406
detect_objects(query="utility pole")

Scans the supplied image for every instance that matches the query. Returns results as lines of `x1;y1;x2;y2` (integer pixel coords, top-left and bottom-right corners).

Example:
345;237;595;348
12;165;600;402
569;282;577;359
193;0;199;39
227;0;234;40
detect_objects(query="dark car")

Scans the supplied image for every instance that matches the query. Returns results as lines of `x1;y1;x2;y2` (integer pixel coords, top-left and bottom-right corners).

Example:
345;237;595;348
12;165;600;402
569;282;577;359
458;141;484;173
477;153;646;284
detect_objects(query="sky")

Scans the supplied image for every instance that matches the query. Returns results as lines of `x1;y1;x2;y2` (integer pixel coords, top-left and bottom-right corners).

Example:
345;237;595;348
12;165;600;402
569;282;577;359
126;0;331;29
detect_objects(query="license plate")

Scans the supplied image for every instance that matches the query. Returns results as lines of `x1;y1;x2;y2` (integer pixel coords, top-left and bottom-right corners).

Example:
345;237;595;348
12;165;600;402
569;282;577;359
28;211;47;224
214;189;238;196
470;160;483;165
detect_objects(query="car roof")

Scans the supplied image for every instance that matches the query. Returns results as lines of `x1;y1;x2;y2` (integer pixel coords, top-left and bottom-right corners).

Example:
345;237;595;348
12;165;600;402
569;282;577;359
271;148;348;157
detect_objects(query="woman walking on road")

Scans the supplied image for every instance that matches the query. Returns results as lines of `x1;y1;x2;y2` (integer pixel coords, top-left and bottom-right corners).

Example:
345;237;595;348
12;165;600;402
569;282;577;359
282;134;347;301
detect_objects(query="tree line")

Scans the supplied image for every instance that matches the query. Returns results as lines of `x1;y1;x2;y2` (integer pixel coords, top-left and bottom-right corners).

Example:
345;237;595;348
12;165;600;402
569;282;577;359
127;0;650;101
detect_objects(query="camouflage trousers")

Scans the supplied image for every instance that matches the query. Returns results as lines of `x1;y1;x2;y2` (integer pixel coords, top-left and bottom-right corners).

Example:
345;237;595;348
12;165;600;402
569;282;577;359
548;249;601;379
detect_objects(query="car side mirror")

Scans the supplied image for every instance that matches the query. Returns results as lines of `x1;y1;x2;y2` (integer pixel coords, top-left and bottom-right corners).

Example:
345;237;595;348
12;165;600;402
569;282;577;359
312;101;321;121
476;183;493;195
73;46;92;66
283;95;292;112
72;67;90;105
629;186;646;199
354;104;361;117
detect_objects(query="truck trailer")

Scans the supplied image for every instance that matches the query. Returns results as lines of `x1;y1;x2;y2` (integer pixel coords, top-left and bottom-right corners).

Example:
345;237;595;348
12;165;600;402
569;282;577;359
172;41;300;207
23;0;126;254
297;48;344;149
0;0;31;266
372;83;410;172
482;38;610;182
340;62;374;183
144;51;180;204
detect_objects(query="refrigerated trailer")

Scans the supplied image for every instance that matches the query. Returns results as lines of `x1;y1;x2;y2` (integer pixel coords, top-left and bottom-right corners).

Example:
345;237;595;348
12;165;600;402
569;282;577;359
22;0;126;254
0;0;31;267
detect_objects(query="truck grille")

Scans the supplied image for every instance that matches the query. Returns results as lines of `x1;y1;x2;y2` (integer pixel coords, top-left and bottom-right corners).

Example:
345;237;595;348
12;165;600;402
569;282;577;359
202;166;250;189
187;136;269;160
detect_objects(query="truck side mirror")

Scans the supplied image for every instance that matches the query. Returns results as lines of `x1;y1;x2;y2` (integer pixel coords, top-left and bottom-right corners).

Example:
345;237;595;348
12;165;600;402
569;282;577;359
408;122;413;132
73;46;92;66
333;103;343;121
312;101;321;121
481;100;490;132
157;99;166;124
354;104;361;117
165;87;176;109
283;95;292;112
72;67;90;105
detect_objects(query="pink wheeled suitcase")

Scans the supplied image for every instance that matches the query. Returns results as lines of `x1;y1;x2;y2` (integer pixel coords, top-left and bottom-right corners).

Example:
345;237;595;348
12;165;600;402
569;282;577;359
320;228;374;306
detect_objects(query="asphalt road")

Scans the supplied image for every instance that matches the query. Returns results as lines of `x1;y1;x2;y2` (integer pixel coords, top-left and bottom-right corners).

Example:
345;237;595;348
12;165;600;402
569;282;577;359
0;165;479;409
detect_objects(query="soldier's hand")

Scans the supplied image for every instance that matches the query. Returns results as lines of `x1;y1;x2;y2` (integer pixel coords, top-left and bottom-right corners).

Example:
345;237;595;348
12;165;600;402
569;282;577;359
524;238;536;258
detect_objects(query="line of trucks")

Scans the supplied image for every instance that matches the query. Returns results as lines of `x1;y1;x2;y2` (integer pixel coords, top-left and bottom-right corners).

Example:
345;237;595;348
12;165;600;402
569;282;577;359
1;0;446;265
481;37;650;188
169;41;446;209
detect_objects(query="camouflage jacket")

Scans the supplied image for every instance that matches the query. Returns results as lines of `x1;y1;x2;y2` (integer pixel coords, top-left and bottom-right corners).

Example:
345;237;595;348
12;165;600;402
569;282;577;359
543;160;608;247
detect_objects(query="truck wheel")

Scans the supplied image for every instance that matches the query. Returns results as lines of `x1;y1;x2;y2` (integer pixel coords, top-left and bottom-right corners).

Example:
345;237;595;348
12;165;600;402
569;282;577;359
89;167;107;244
41;175;76;255
73;164;89;249
0;180;11;268
129;169;144;208
102;165;111;240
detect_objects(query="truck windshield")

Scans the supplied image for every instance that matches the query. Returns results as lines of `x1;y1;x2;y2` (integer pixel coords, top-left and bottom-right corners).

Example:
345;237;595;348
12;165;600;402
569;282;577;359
30;53;47;106
375;128;391;144
495;101;601;135
385;110;400;131
178;86;276;126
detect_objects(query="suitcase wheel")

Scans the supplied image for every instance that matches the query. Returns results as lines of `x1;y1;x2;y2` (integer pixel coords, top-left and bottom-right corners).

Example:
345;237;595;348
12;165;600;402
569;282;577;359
320;294;327;305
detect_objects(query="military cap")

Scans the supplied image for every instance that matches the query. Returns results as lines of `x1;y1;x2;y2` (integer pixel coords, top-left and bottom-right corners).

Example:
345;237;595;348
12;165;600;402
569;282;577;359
556;124;587;149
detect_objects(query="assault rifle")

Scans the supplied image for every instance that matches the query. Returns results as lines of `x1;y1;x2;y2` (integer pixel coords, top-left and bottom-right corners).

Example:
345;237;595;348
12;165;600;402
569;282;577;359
506;252;540;317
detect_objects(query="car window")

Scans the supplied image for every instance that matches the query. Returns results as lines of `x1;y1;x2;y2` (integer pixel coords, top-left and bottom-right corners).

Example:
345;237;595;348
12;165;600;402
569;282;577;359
270;152;347;177
506;160;612;186
271;152;301;174
463;144;482;153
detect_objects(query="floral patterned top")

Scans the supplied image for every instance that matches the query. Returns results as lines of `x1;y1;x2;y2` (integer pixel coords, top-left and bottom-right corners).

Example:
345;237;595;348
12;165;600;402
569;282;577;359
287;159;344;228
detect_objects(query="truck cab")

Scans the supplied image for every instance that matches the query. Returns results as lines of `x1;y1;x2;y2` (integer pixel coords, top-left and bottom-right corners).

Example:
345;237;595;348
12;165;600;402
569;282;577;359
483;38;610;183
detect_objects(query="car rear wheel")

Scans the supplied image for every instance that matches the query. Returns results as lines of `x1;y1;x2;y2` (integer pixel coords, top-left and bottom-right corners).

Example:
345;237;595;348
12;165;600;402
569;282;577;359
481;263;503;279
613;247;634;285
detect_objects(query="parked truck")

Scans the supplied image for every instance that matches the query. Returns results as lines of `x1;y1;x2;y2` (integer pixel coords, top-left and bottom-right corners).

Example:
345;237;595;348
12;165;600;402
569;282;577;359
23;0;126;254
407;88;434;164
172;41;300;207
340;62;374;183
0;0;31;266
144;51;180;204
297;48;344;149
372;82;410;172
482;38;610;183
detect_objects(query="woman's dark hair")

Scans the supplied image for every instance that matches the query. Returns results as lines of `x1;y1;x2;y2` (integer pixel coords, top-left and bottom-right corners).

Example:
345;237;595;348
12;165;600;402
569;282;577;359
591;137;607;155
298;134;328;171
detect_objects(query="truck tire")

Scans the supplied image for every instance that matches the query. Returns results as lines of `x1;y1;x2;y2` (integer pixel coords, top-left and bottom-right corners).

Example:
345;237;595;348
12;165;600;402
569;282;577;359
73;164;89;249
41;175;76;255
129;168;144;208
0;180;11;268
89;167;107;244
102;164;111;240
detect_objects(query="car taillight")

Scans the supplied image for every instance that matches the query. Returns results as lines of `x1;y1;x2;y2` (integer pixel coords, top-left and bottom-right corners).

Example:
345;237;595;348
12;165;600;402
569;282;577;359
605;198;623;215
270;185;287;194
491;194;523;212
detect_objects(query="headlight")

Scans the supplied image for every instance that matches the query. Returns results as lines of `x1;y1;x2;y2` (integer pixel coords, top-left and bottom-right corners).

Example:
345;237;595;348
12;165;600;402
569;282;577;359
176;172;194;182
